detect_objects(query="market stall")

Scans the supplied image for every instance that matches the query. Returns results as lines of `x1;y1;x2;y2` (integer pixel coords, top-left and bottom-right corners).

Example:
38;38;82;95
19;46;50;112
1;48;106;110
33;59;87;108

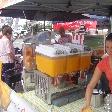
21;41;92;106
20;29;110;111
0;0;111;112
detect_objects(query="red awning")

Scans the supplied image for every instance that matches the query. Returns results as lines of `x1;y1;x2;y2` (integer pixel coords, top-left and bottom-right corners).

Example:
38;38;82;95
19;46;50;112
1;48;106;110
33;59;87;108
53;20;97;31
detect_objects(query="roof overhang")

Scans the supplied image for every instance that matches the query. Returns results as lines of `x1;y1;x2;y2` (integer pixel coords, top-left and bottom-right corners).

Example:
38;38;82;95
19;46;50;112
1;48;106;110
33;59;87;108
0;0;24;9
3;0;112;16
0;0;112;20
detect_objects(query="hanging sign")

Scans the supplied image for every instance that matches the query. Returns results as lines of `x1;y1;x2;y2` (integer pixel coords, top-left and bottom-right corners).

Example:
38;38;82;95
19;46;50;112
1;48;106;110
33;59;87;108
72;34;84;45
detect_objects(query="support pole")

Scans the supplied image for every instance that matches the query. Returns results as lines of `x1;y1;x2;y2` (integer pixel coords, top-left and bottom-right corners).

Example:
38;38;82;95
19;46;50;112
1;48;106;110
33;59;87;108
109;16;112;33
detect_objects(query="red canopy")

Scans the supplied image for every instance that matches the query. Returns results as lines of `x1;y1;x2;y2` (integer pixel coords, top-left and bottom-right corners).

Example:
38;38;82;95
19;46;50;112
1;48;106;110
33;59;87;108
53;20;97;31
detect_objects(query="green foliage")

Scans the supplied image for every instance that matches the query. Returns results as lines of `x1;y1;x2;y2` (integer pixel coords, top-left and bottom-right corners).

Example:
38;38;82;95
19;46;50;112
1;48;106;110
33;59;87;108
84;35;104;50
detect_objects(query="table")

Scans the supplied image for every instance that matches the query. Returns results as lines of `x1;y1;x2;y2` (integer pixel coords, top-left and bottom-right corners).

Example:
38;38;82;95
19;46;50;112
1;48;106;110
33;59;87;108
20;91;106;112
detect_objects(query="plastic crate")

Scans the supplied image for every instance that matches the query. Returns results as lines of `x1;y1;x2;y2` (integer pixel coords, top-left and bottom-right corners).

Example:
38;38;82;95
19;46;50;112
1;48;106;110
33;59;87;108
35;70;85;106
35;70;51;104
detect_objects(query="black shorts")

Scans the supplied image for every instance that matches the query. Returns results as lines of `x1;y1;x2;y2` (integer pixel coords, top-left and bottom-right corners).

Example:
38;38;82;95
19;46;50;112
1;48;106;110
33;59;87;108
2;63;14;85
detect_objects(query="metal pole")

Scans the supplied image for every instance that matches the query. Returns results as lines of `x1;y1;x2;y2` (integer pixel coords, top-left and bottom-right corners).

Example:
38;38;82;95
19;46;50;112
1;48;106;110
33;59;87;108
109;16;112;33
44;20;45;31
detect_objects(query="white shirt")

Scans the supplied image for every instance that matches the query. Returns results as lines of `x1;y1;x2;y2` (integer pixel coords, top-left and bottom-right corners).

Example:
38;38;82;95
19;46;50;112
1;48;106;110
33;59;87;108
0;36;15;63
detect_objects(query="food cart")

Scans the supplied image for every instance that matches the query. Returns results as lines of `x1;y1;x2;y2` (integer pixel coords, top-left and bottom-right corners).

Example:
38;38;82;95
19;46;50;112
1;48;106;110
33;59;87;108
25;43;91;106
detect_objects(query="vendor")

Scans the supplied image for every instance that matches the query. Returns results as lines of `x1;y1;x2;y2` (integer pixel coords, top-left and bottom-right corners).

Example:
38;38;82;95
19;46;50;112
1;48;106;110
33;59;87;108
81;33;112;111
58;27;72;44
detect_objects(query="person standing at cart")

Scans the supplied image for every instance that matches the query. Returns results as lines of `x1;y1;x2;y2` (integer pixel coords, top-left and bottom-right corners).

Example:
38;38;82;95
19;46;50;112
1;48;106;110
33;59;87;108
81;33;112;112
0;25;15;89
58;26;72;44
53;27;73;86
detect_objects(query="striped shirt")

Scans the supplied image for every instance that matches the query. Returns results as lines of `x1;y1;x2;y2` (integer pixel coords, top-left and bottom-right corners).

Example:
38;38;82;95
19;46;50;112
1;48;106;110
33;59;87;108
58;34;72;44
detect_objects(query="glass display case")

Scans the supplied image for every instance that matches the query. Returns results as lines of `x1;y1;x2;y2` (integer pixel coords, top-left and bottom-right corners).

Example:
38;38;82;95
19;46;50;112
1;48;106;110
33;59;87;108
84;34;105;57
